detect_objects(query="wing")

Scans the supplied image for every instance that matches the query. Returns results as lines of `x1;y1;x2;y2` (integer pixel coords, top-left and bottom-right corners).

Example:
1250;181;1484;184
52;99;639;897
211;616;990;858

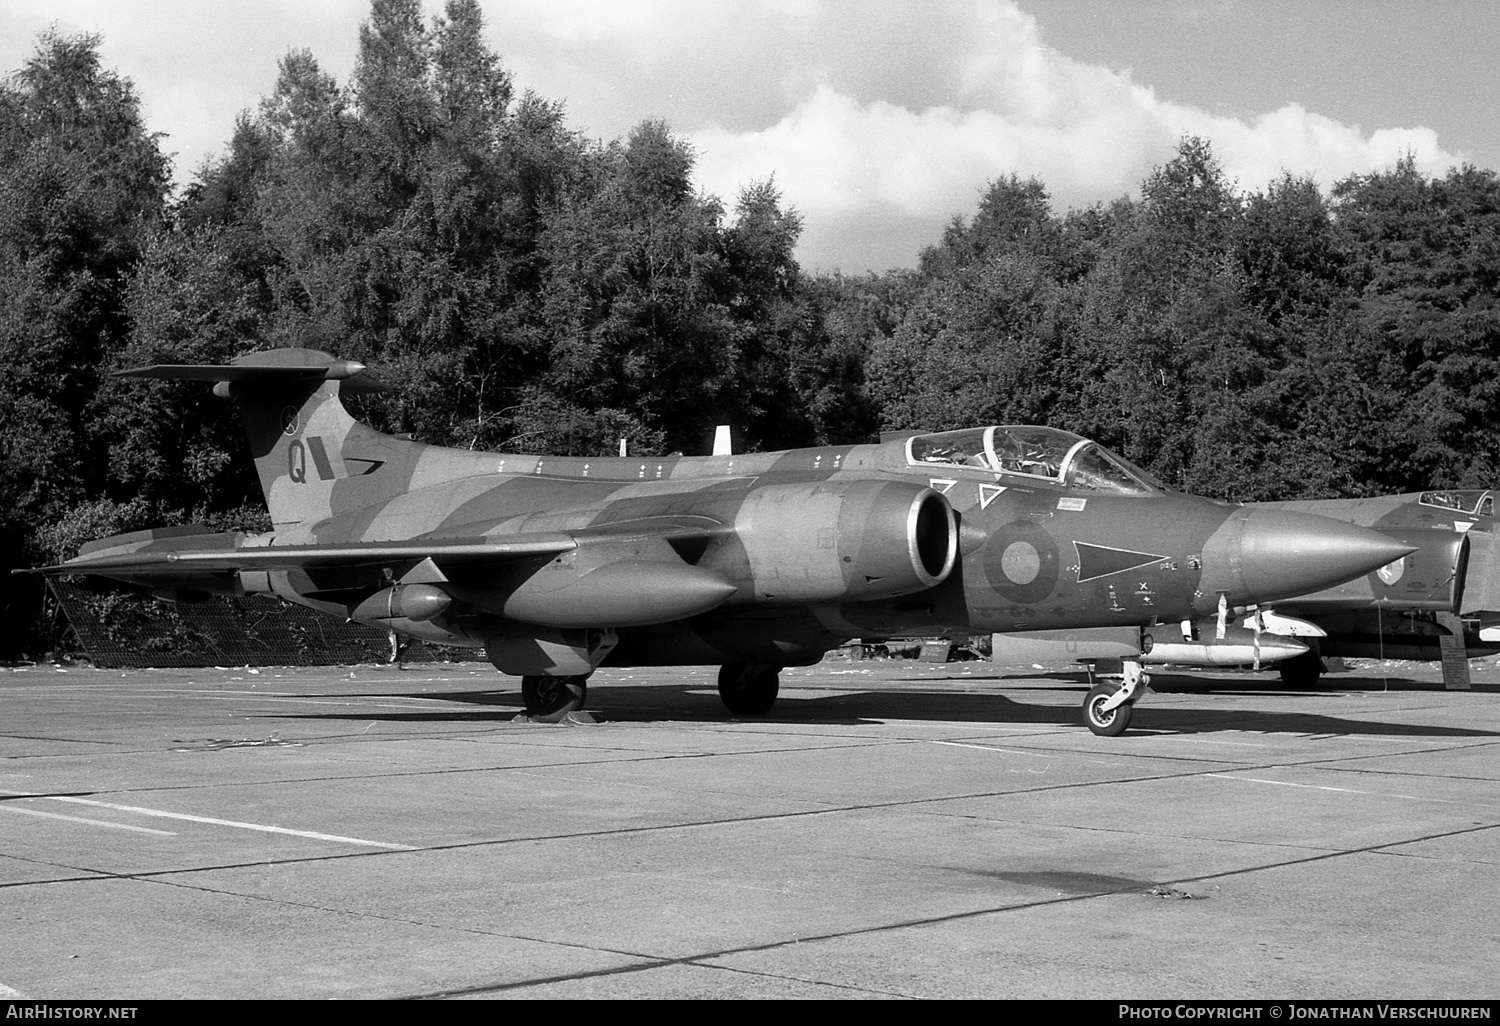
23;532;579;575
19;519;738;630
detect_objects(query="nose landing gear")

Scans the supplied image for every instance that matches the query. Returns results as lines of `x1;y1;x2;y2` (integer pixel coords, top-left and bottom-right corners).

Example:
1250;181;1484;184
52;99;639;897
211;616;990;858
1083;658;1149;737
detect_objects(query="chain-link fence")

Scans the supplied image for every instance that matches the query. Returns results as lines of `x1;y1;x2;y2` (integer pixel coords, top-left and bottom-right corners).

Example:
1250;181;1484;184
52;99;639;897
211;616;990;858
48;580;476;667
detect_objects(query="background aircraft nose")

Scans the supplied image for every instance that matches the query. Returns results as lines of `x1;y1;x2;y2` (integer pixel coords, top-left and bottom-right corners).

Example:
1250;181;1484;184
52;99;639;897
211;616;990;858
1196;509;1415;612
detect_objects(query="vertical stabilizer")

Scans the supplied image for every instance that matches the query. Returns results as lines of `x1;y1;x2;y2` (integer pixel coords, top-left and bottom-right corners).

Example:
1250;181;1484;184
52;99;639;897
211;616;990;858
117;349;427;529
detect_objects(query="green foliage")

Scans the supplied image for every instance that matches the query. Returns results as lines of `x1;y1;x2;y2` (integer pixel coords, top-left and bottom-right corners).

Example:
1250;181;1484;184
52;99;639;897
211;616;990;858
842;135;1500;503
0;32;168;524
0;31;169;657
2;4;846;657
151;3;835;460
6;13;1500;662
1332;158;1500;489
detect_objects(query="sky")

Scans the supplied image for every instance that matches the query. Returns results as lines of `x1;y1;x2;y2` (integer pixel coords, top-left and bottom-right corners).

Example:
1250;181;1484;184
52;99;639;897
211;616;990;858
1;0;1494;273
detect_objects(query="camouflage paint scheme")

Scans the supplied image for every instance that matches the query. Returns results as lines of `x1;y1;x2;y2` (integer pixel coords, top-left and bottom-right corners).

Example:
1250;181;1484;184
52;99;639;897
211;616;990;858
26;349;1414;729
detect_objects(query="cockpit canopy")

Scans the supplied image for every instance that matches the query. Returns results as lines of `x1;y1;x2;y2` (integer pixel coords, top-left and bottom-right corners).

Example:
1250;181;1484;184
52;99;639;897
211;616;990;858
1419;490;1493;518
906;426;1161;496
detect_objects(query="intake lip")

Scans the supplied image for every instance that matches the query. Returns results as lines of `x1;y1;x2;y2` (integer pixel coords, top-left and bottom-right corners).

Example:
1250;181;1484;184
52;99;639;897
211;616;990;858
1196;509;1417;612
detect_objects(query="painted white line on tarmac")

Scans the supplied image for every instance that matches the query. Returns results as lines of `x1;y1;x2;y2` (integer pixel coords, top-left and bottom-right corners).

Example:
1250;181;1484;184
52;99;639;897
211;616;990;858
50;687;455;711
0;803;177;836
928;723;1070;734
1176;737;1272;748
930;740;1049;756
1205;773;1470;806
47;797;420;850
7;685;475;711
1;790;416;850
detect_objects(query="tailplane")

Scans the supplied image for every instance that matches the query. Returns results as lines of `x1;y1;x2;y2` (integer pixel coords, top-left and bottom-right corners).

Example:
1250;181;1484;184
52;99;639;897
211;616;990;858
118;349;422;530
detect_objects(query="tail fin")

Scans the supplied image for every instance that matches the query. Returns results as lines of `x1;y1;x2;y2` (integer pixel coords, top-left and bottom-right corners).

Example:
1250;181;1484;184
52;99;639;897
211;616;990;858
118;349;424;530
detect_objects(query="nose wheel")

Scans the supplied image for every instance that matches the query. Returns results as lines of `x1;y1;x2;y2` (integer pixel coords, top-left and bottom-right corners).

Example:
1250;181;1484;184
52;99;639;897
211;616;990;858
1082;659;1149;737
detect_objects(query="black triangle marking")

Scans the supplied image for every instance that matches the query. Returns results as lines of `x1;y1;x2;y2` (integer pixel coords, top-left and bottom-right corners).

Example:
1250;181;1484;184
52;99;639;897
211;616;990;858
347;458;386;476
1074;541;1167;583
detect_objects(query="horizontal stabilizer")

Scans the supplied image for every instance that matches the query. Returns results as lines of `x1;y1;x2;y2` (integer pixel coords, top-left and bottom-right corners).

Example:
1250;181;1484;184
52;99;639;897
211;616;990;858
79;524;227;557
116;350;391;392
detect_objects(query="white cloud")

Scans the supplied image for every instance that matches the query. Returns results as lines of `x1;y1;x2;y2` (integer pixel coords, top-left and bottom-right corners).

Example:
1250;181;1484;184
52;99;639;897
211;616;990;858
0;0;368;179
500;0;714;41
683;2;1463;271
0;0;1467;272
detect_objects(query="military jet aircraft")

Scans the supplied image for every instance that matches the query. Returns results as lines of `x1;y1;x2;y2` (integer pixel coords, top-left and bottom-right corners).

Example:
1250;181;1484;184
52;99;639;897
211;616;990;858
21;348;1414;735
1256;489;1496;685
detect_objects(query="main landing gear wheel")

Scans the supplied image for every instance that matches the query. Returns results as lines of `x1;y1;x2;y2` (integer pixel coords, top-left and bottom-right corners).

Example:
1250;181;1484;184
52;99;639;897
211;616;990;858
1277;649;1324;687
1084;683;1133;737
717;662;781;715
521;674;588;722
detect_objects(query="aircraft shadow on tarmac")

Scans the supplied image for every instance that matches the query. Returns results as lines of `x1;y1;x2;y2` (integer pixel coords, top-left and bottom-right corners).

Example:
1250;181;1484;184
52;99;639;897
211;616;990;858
269;673;1500;739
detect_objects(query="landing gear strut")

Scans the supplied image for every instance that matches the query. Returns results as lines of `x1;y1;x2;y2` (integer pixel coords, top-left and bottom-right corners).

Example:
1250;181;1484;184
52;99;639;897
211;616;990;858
521;674;589;721
717;662;781;715
1083;658;1149;737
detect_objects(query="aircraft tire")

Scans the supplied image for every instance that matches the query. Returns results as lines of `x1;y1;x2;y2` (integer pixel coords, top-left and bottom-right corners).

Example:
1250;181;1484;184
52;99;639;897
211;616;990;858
1083;682;1132;737
718;663;780;715
522;674;588;721
1277;650;1324;687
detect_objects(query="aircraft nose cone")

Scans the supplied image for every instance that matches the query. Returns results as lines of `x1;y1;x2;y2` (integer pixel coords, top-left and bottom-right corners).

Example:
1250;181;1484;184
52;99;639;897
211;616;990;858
1196;509;1415;612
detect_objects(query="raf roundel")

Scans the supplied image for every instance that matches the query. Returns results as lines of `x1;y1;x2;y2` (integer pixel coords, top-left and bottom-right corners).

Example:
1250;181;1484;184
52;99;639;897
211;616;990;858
982;520;1060;604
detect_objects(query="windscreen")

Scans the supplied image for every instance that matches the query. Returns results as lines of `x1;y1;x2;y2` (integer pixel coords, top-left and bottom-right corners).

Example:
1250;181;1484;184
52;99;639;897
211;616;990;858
1063;444;1158;495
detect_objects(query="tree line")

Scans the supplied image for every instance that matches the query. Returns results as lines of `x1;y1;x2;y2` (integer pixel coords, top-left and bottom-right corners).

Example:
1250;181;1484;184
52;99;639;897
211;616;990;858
3;0;1498;657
